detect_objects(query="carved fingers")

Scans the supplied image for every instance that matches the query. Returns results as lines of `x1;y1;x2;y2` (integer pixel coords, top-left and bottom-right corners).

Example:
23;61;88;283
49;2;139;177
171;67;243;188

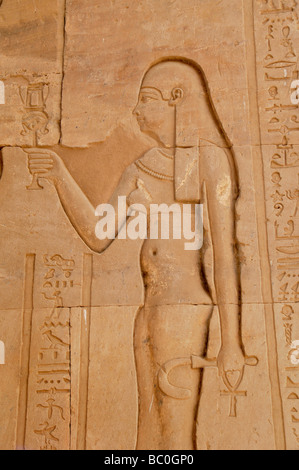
24;148;63;183
27;154;54;174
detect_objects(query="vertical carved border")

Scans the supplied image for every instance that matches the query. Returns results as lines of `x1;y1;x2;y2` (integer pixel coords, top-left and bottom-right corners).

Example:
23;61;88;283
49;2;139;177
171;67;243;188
16;254;36;450
243;0;286;450
76;253;93;450
251;0;299;449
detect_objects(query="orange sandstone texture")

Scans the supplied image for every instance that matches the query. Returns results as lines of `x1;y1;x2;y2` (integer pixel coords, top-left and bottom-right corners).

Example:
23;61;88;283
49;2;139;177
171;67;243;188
0;0;298;450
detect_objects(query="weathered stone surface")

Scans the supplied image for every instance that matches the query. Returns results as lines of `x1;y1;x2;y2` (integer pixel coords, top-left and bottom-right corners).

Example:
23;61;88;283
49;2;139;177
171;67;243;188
0;0;65;146
0;310;22;450
0;0;298;452
61;0;250;148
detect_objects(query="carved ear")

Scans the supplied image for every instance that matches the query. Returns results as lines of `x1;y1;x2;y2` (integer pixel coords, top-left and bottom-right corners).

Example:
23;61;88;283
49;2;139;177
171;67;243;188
169;88;184;106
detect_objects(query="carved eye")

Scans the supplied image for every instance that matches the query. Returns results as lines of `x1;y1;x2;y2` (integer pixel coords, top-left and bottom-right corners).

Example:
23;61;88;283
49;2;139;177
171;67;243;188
141;95;154;103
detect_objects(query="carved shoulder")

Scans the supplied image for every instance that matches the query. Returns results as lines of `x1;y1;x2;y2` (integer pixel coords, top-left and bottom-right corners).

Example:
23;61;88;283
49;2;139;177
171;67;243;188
109;162;139;201
118;162;139;186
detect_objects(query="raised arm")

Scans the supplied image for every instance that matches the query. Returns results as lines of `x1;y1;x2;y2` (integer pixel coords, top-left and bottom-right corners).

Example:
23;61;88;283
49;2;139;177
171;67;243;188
26;148;137;253
201;145;245;374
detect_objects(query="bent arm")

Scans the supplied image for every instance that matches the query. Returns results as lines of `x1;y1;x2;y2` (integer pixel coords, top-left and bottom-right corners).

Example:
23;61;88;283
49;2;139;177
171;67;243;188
54;162;137;253
203;147;241;349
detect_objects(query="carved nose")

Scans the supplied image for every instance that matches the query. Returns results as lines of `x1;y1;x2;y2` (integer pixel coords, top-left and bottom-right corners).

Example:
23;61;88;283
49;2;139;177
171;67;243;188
133;105;140;116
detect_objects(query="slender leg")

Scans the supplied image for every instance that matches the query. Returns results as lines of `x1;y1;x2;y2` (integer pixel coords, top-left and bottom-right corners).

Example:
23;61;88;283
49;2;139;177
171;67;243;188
134;304;213;450
134;307;163;450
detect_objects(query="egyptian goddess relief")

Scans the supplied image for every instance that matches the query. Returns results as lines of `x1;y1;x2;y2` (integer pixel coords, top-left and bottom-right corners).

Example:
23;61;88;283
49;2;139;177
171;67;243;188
26;58;257;450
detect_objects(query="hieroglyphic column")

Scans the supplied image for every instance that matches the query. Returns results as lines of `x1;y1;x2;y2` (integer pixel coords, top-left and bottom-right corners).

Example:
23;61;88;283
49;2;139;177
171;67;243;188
23;254;79;450
21;252;93;450
253;0;299;450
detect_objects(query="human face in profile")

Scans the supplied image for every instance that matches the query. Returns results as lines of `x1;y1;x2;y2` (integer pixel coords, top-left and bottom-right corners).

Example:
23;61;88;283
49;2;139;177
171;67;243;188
133;86;176;147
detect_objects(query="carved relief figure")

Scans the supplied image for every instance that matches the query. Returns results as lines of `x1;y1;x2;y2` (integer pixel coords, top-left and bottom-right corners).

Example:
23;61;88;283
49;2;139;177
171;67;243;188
26;59;256;450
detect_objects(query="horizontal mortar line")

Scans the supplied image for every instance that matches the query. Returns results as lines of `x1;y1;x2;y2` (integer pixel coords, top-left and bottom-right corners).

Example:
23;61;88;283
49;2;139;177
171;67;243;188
71;302;298;308
0;302;298;311
2;143;299;150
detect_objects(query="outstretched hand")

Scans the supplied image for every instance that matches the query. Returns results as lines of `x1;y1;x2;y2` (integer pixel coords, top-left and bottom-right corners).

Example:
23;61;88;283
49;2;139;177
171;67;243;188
24;148;65;185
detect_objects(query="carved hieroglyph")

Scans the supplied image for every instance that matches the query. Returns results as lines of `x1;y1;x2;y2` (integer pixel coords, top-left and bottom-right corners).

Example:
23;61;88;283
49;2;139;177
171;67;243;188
253;0;299;450
0;0;65;146
0;0;298;450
